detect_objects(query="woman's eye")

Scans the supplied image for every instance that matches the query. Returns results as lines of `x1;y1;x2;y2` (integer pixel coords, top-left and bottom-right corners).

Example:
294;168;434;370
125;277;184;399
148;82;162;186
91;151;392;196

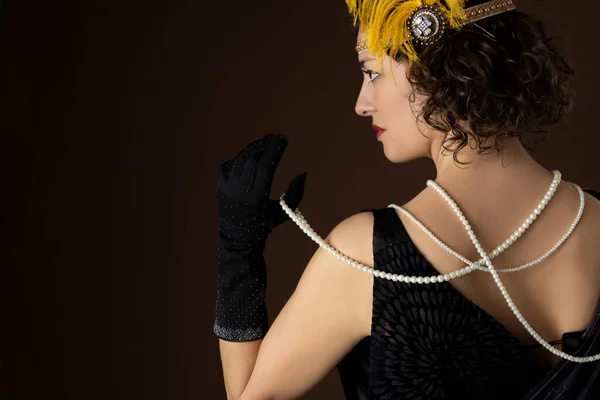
365;70;380;83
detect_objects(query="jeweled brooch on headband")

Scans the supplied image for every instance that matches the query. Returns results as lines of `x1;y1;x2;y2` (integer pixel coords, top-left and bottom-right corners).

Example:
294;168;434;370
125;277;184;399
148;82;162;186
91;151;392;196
408;4;448;46
348;0;516;61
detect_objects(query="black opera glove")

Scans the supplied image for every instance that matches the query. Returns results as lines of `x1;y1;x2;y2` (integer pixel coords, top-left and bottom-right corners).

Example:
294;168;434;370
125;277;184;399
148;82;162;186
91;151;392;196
214;134;307;341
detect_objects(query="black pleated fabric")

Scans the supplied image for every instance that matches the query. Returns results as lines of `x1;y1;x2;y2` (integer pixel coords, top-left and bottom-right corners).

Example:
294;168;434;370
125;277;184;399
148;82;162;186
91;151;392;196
337;187;600;399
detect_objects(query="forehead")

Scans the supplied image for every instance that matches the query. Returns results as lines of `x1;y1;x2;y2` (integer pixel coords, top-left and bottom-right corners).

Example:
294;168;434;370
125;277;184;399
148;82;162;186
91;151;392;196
356;27;370;58
357;26;366;42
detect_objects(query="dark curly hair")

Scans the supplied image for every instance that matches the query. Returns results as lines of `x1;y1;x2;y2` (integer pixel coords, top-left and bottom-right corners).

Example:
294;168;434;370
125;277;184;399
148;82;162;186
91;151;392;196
352;3;575;165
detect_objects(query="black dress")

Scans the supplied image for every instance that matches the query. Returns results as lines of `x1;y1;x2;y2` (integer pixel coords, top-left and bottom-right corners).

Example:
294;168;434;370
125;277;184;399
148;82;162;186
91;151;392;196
337;188;600;399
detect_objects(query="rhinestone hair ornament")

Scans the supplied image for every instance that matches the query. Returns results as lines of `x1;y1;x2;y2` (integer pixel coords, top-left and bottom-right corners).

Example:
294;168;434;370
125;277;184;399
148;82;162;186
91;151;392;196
350;0;516;62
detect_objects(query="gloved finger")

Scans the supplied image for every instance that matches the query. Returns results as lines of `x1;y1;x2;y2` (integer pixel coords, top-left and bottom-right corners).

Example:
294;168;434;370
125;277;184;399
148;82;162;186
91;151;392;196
260;134;288;171
231;136;264;160
268;171;308;229
283;172;307;211
254;135;288;191
218;159;234;181
240;136;273;188
231;134;273;183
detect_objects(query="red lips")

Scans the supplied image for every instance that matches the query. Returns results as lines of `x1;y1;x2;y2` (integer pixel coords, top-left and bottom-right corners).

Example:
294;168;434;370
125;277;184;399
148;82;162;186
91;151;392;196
372;124;386;139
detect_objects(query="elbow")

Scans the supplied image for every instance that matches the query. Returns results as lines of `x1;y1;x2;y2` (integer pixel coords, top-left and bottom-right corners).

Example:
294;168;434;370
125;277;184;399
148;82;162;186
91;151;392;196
237;393;275;400
236;394;272;400
237;388;278;400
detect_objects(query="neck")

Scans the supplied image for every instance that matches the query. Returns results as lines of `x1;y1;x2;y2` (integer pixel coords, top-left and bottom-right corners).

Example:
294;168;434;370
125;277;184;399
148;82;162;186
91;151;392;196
429;134;553;202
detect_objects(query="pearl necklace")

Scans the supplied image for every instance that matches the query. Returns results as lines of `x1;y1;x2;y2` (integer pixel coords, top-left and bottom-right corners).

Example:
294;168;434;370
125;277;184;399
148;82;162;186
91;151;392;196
398;173;585;274
426;176;599;363
279;171;575;283
279;172;599;362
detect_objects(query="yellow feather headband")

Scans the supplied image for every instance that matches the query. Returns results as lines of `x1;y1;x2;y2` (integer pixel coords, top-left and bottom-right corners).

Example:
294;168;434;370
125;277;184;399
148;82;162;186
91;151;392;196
347;0;516;63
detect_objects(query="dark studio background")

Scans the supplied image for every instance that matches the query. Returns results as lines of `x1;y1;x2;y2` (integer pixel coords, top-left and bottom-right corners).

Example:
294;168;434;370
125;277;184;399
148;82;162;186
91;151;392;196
0;0;599;399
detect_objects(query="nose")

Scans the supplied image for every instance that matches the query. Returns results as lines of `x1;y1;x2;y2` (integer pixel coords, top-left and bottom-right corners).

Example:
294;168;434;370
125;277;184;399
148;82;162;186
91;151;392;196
354;83;375;117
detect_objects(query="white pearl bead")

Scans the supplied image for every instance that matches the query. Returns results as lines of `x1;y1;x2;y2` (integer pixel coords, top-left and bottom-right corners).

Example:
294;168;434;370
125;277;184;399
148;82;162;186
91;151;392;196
279;174;598;362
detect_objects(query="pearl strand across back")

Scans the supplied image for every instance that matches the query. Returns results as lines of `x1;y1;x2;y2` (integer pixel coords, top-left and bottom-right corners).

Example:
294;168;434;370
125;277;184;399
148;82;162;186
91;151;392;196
424;174;599;363
278;170;600;363
279;170;565;283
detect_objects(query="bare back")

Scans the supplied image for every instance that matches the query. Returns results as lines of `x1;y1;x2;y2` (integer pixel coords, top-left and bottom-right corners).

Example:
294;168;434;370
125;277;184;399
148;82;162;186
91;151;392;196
391;179;600;369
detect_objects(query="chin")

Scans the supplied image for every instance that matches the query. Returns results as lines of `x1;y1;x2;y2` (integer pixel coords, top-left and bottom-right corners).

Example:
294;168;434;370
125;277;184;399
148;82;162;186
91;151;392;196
381;132;433;163
382;144;423;164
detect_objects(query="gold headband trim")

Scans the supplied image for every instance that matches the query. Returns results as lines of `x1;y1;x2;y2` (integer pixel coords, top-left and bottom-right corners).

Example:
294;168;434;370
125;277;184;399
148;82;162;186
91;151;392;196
356;41;369;53
464;0;515;23
353;0;516;58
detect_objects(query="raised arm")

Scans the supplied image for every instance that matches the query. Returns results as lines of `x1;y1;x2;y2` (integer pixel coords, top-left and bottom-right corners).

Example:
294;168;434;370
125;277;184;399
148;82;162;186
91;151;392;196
223;211;375;400
214;134;374;399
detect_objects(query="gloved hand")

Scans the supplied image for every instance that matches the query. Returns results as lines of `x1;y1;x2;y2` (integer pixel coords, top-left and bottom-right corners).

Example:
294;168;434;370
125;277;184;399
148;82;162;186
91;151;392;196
214;134;307;341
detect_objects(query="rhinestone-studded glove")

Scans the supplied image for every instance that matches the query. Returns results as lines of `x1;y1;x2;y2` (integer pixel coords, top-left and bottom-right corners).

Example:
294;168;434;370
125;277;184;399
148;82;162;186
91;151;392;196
214;134;307;342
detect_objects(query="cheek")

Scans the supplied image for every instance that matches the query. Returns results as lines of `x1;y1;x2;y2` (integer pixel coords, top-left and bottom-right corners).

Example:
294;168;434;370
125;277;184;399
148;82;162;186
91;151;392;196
377;84;416;135
377;85;433;162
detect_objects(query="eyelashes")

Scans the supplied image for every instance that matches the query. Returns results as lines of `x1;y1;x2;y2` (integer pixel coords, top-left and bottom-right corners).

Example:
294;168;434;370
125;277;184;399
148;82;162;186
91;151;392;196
362;69;380;84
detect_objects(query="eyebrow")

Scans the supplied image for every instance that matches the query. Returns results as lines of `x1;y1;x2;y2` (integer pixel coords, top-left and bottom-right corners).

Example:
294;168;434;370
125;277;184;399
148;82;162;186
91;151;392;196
359;58;376;69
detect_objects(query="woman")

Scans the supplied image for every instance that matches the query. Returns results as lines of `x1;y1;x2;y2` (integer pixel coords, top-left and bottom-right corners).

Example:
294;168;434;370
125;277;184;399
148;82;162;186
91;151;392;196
214;0;600;398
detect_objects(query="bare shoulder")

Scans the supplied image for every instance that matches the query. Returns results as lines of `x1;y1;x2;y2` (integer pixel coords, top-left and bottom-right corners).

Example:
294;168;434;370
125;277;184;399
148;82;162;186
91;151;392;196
583;187;600;210
580;186;600;252
577;186;600;233
325;210;376;268
238;212;376;399
297;210;376;336
300;210;376;287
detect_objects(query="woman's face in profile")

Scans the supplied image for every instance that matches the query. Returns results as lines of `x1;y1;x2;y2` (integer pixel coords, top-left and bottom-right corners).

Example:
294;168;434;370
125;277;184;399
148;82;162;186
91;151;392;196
354;30;442;163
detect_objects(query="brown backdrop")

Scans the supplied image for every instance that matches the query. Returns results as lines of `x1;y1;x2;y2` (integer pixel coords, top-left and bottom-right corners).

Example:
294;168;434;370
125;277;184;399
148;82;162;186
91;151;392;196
1;0;599;399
